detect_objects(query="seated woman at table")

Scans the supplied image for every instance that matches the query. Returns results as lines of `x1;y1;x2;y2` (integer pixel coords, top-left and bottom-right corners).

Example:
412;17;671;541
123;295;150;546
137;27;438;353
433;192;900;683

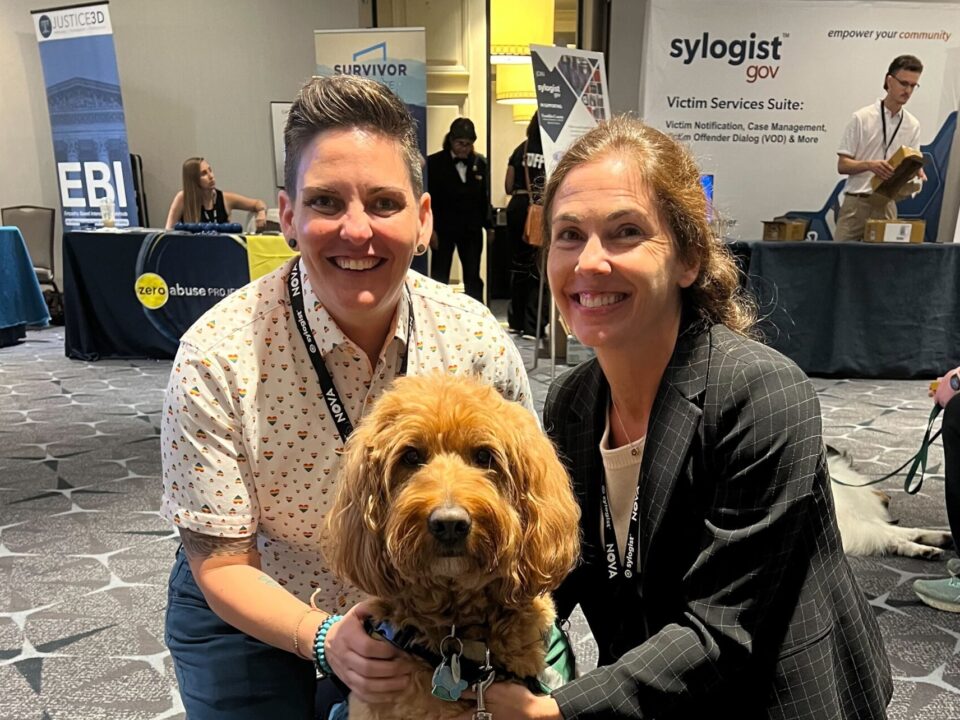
478;115;892;719
164;157;267;230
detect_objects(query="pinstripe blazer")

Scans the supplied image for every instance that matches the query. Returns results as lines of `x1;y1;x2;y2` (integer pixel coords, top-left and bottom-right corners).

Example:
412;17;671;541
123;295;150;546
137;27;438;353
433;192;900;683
546;323;892;719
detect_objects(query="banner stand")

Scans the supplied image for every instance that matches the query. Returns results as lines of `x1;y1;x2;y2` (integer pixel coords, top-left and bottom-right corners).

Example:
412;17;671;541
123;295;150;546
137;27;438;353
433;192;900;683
32;2;138;230
529;45;611;377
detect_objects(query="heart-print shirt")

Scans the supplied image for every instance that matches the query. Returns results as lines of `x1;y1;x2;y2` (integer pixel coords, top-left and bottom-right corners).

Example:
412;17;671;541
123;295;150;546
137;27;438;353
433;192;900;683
160;258;533;609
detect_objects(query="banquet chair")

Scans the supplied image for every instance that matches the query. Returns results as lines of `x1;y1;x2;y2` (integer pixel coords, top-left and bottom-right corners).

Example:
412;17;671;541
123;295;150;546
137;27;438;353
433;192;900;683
1;205;58;293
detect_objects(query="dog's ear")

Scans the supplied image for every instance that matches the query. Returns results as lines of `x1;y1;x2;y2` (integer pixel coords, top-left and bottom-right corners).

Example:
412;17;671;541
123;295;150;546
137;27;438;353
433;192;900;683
323;418;400;599
501;405;581;603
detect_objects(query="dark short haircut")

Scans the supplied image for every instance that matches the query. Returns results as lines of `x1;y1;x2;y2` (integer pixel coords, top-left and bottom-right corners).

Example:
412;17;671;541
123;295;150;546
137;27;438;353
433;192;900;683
888;54;923;77
283;75;423;198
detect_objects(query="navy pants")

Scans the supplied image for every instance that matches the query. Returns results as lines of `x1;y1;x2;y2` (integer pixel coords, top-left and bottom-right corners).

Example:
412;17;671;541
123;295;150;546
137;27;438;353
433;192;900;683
165;548;346;719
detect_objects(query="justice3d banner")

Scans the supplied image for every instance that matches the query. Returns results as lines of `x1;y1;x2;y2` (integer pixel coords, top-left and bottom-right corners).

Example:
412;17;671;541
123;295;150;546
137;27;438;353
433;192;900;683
641;0;960;241
530;45;611;178
315;27;427;270
32;2;138;229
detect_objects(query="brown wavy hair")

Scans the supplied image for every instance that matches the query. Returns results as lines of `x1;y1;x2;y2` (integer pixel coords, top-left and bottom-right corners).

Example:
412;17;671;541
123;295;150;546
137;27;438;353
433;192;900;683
540;115;756;335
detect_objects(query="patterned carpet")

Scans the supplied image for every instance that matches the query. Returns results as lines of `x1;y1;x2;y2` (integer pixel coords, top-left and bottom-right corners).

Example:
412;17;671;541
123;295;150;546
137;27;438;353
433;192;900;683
1;326;959;719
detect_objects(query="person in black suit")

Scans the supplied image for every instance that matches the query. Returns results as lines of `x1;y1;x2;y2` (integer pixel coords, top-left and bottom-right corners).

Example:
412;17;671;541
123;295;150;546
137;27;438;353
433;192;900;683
480;116;892;719
426;117;490;302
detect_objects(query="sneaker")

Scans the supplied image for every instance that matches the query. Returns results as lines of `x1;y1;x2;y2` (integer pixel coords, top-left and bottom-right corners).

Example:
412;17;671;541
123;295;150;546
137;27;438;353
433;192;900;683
913;575;960;613
947;557;960;577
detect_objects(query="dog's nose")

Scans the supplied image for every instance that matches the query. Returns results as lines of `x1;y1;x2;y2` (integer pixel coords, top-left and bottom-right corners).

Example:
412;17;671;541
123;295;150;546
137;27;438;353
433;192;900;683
427;506;471;544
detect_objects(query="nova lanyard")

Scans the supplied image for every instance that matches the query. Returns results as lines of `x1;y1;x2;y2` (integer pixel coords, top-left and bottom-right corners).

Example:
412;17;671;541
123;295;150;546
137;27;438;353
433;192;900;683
599;475;642;582
880;101;903;157
286;261;413;441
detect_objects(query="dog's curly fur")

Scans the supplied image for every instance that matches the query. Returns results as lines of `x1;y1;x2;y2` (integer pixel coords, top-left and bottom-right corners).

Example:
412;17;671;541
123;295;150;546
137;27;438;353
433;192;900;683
324;374;581;720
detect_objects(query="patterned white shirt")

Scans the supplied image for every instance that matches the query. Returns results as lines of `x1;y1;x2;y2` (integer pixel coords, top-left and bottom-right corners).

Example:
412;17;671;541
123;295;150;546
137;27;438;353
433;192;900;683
160;258;533;608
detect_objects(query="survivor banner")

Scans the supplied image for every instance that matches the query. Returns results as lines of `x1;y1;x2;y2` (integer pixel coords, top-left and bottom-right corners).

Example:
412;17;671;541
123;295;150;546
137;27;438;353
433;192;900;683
32;2;138;229
641;0;960;241
530;45;611;177
315;27;427;269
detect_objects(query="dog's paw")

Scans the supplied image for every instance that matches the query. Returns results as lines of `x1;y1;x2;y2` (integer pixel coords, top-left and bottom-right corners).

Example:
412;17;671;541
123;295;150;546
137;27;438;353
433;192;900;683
914;531;954;549
892;538;946;560
916;546;946;560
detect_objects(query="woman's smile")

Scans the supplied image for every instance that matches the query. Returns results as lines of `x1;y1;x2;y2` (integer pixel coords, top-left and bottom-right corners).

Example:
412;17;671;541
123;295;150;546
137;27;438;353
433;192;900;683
571;291;628;309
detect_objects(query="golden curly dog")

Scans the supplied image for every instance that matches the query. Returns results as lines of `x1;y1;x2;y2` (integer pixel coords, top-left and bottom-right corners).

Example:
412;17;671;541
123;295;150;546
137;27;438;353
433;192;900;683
325;374;580;720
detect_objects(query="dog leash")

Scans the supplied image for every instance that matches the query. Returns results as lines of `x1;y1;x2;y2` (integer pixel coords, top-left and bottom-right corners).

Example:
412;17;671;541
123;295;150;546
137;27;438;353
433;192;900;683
830;404;942;494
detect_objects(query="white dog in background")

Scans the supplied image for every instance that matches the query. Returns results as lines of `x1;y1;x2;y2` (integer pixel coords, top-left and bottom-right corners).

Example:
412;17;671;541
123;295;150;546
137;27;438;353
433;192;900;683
827;446;952;559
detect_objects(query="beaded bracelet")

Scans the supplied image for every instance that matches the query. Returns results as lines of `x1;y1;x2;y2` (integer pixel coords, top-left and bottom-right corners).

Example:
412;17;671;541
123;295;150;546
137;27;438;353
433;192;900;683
313;614;343;676
293;608;320;660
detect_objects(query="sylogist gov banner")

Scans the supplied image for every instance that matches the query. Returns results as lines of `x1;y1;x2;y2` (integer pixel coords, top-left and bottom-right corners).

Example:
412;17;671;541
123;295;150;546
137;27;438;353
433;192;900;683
641;0;960;240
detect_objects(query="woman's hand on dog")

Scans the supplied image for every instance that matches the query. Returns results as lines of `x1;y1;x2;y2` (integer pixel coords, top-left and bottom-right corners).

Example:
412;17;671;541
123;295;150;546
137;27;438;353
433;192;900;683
456;681;563;720
325;600;416;703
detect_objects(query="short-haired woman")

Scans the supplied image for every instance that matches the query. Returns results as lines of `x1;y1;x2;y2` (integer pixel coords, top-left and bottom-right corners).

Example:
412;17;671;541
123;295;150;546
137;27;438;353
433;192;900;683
161;75;533;719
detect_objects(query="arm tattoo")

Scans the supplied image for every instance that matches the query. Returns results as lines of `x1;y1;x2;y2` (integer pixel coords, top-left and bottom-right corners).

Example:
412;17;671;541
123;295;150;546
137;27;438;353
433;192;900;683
179;528;257;560
256;573;282;589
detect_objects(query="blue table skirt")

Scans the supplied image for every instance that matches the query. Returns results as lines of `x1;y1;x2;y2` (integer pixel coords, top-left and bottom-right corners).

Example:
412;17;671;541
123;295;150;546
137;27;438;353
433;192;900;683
0;226;49;346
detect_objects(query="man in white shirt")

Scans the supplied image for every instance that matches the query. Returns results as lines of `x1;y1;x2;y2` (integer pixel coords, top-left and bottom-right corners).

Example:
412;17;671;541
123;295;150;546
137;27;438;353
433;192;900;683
835;54;923;241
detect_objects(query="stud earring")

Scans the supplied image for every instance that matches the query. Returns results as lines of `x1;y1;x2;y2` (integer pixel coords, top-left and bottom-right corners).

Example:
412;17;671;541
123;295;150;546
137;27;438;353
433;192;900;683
414;243;427;256
287;237;298;249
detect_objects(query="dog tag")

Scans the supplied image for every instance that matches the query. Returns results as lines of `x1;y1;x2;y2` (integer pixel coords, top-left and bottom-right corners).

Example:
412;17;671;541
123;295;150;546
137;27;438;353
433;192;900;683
431;662;468;702
450;652;462;684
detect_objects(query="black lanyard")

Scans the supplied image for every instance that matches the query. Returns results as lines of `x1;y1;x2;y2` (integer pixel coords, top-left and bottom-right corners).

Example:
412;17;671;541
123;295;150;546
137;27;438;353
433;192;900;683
600;473;641;583
880;101;903;157
286;261;413;442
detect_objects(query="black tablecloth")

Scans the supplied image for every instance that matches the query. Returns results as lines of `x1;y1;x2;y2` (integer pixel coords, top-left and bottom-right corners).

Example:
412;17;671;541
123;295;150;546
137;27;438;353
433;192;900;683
731;240;960;378
0;324;26;347
64;231;251;360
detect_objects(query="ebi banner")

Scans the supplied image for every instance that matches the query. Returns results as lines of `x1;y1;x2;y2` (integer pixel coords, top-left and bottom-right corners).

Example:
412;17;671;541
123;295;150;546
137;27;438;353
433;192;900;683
32;2;137;229
641;0;960;240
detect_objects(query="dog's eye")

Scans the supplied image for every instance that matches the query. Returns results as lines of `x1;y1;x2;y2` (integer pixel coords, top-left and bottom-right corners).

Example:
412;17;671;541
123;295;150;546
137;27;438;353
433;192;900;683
400;447;423;466
474;448;493;467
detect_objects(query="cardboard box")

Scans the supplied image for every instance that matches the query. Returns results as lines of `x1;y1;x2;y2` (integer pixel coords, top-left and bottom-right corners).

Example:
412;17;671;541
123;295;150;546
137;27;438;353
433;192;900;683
871;145;925;198
762;219;808;241
863;218;925;243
